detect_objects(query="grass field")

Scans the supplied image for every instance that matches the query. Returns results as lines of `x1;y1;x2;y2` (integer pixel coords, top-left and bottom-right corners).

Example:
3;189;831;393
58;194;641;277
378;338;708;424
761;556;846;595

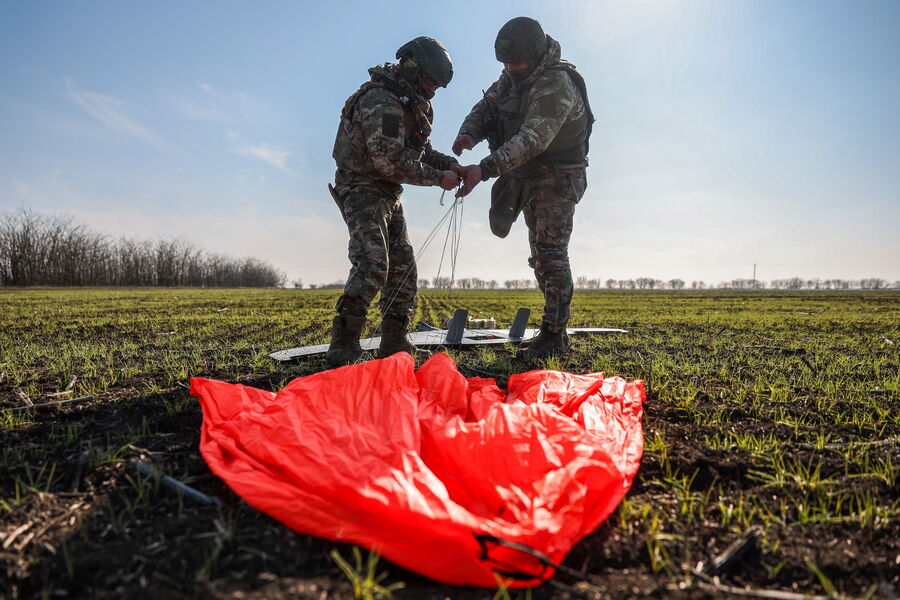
1;288;898;599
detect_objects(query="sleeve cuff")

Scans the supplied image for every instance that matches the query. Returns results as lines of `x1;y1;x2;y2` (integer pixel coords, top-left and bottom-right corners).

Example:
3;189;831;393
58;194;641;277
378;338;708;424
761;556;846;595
478;159;497;180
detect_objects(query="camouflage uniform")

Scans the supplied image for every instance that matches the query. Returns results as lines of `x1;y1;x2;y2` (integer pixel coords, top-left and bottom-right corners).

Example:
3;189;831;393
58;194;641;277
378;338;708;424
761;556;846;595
332;63;457;322
457;37;592;331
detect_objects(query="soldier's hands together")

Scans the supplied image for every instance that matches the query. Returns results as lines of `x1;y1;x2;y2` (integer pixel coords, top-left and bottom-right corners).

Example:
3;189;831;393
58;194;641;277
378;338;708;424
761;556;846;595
439;170;461;191
456;165;483;198
452;134;475;156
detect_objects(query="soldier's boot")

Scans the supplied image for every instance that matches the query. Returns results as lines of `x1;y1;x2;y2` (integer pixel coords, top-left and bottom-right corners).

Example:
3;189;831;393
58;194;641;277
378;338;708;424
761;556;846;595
326;314;366;368
519;326;569;359
517;322;568;349
516;327;547;351
378;316;417;358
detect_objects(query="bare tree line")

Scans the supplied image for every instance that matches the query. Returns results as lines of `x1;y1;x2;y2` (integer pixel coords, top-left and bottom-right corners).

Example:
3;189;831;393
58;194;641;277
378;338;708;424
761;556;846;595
306;275;897;291
0;208;285;287
588;277;896;290
421;277;530;290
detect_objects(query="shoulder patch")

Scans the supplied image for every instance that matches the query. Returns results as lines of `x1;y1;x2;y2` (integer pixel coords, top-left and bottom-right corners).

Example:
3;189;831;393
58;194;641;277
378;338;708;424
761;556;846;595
537;94;560;117
382;113;401;138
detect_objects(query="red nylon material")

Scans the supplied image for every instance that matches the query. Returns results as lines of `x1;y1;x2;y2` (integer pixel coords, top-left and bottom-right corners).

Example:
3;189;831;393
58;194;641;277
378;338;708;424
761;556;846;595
191;352;644;587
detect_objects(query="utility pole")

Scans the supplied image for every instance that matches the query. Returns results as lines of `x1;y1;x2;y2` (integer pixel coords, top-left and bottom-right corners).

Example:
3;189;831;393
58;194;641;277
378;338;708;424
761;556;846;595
752;263;757;286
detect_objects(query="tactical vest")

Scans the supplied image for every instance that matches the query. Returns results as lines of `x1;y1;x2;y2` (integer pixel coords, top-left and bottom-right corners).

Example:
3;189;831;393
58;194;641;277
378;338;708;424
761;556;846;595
488;63;593;173
338;77;433;155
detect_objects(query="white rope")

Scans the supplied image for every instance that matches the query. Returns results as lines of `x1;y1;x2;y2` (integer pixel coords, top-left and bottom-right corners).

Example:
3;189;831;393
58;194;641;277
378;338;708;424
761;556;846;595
434;189;464;300
380;186;464;317
452;199;464;286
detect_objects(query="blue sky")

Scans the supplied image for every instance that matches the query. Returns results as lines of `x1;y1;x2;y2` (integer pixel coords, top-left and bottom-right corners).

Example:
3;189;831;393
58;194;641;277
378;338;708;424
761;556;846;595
1;0;898;285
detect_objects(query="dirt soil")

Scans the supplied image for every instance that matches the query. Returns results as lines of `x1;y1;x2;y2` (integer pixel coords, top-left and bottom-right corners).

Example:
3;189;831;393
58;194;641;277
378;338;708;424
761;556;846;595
2;289;898;599
2;367;897;600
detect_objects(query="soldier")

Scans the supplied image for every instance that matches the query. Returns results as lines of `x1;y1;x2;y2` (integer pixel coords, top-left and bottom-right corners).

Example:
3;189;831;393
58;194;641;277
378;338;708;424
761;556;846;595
327;37;462;367
453;17;593;358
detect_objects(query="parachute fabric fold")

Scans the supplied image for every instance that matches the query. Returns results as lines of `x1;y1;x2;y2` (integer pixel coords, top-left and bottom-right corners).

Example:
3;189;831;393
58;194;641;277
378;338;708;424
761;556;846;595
191;352;644;587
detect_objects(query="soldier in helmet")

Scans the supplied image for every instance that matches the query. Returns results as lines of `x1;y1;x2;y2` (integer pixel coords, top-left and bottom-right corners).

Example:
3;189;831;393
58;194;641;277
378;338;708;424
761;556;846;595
327;37;462;367
453;17;593;358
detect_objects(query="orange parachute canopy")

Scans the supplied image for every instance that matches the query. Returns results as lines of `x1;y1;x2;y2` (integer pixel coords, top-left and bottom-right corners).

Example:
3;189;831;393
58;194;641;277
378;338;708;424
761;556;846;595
191;352;644;587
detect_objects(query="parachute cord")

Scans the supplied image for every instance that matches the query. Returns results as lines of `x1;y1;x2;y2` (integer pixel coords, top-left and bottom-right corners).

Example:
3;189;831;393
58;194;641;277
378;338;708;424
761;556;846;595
434;193;464;304
473;533;597;584
380;199;455;316
448;202;457;302
434;202;454;290
379;188;463;318
451;199;463;289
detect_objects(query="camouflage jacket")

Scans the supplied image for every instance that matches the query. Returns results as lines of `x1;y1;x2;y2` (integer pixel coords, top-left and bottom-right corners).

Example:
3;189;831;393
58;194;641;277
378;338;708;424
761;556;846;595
458;37;591;178
333;63;456;189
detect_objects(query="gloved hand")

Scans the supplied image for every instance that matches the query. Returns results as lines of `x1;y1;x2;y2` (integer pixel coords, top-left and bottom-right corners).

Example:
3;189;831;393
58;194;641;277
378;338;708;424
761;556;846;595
439;170;461;191
452;134;475;156
456;165;483;198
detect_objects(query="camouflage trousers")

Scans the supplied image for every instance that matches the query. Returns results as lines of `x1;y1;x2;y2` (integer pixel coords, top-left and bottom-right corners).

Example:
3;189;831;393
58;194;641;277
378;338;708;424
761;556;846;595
333;183;417;321
522;166;586;332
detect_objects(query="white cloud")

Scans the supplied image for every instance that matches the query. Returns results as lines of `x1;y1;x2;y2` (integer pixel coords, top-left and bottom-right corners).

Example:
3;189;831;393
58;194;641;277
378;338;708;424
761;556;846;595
234;142;291;172
227;130;297;176
160;82;257;121
12;179;30;196
8;173;83;207
65;78;176;153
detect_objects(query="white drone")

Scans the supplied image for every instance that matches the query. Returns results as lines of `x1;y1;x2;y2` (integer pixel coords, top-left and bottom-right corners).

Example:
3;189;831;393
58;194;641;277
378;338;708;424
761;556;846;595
269;307;627;361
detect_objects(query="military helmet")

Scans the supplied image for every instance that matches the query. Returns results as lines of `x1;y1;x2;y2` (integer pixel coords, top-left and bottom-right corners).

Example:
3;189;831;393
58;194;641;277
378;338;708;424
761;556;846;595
396;36;453;87
494;16;548;64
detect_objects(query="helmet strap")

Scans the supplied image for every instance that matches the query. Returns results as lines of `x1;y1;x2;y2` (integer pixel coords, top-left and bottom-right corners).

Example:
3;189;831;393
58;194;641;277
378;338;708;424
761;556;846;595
398;58;435;99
